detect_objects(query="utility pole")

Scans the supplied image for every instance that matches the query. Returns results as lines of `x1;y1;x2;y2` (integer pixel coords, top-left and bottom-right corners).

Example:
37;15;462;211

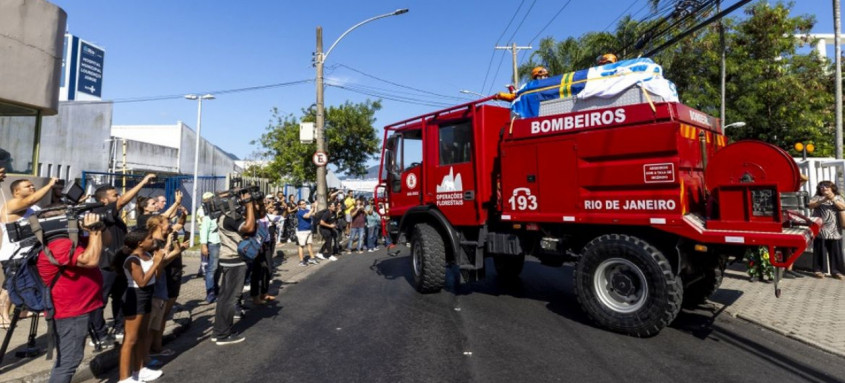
495;43;532;88
315;26;327;210
835;0;843;159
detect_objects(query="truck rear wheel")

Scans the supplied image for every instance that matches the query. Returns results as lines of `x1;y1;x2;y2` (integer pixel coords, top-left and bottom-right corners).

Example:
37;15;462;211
682;266;724;308
574;234;683;337
494;254;525;280
411;223;447;293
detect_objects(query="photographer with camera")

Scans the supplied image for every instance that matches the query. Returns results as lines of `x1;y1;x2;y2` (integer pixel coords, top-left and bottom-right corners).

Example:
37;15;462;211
87;173;156;348
212;188;256;345
1;177;57;328
35;210;105;383
318;202;341;260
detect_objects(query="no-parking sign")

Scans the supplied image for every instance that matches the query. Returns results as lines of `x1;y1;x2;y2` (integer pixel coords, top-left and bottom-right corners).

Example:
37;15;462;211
312;151;328;167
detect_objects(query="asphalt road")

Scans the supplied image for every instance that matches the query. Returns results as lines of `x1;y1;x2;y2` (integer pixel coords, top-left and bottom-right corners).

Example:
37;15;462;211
152;247;845;383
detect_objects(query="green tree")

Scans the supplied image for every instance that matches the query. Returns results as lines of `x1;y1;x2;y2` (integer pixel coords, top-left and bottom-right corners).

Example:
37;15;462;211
720;2;833;156
258;99;382;185
516;1;833;156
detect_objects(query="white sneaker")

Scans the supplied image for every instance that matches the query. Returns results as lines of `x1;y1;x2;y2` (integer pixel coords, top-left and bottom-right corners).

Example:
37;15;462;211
316;253;327;260
329;255;338;261
138;367;163;381
242;285;250;293
118;377;142;383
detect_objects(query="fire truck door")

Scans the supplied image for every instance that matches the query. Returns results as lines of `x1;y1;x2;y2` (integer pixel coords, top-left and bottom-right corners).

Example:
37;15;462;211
431;121;478;226
386;130;423;217
501;143;539;219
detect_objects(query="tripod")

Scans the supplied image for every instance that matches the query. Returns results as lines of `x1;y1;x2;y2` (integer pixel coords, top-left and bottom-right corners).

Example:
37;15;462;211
0;306;42;365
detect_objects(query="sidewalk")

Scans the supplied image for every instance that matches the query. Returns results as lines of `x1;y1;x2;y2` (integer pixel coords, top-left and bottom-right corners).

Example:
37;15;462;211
710;263;845;358
0;240;327;383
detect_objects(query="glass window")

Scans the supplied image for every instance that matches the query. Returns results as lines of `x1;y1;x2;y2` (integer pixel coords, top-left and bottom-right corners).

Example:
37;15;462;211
439;122;472;165
0;101;39;175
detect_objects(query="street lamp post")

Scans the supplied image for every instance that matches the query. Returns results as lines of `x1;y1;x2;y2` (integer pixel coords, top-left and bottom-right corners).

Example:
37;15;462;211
314;8;409;210
460;90;485;98
723;121;746;130
185;93;215;246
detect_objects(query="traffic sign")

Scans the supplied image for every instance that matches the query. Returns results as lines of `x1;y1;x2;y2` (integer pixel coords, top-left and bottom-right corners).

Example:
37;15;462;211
312;151;328;167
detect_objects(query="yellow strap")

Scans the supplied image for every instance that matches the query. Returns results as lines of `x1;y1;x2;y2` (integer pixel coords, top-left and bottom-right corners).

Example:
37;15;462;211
640;85;656;113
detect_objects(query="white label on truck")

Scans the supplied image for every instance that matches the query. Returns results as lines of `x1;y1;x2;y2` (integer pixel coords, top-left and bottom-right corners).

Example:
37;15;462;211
501;214;512;221
689;110;712;127
643;163;675;183
725;236;745;244
650;218;666;224
563;216;575;222
530;108;626;134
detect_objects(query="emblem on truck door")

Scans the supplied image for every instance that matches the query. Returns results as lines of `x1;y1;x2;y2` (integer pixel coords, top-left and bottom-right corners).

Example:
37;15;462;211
436;167;463;192
436;167;464;207
405;173;417;190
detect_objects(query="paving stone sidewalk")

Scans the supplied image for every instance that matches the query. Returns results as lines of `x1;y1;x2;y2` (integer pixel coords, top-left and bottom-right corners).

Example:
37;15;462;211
711;263;845;358
0;240;327;383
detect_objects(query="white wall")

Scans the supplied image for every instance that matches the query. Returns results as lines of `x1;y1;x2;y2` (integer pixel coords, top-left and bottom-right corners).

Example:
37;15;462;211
38;101;113;180
114;122;239;177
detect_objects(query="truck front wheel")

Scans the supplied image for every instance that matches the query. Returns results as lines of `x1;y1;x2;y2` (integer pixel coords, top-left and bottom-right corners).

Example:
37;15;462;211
411;223;447;293
574;234;683;337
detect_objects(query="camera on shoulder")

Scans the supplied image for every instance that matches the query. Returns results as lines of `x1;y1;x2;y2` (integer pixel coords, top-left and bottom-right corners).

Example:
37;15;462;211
5;181;106;244
202;185;264;220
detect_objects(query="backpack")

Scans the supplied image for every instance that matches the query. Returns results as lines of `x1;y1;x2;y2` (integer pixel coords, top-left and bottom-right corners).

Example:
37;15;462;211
4;215;78;360
5;215;73;317
4;243;59;315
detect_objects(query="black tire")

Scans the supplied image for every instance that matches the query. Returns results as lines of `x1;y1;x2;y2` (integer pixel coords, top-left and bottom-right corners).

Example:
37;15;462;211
494;254;525;280
682;266;724;308
573;234;683;337
411;223;447;293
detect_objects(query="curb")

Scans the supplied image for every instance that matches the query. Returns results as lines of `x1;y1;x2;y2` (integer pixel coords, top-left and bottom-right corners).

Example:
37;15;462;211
732;312;845;360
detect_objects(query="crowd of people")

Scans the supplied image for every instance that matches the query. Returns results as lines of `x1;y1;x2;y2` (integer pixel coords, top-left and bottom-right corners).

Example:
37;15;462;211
0;170;397;382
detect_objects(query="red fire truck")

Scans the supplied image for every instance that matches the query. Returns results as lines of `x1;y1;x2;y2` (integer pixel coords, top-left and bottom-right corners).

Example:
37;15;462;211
376;85;819;337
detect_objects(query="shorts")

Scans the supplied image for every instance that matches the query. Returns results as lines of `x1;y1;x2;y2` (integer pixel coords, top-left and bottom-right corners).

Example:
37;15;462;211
345;214;352;222
148;297;167;331
122;285;154;317
296;231;312;246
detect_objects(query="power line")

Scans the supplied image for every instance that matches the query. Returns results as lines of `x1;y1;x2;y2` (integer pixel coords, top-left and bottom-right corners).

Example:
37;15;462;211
62;79;313;106
479;1;526;94
484;0;537;94
336;63;465;101
485;48;511;95
505;0;537;45
602;0;644;32
517;0;575;66
526;0;574;45
326;82;453;108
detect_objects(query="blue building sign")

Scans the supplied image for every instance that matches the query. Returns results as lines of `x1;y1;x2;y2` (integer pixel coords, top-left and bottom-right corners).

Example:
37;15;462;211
77;41;104;98
61;34;106;101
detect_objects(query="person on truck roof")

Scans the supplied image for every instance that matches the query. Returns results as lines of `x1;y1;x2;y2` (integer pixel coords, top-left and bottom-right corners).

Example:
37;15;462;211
531;66;549;80
597;53;617;65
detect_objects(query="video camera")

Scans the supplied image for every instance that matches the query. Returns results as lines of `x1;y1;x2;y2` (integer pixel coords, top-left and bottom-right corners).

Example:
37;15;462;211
4;181;106;244
202;185;264;220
